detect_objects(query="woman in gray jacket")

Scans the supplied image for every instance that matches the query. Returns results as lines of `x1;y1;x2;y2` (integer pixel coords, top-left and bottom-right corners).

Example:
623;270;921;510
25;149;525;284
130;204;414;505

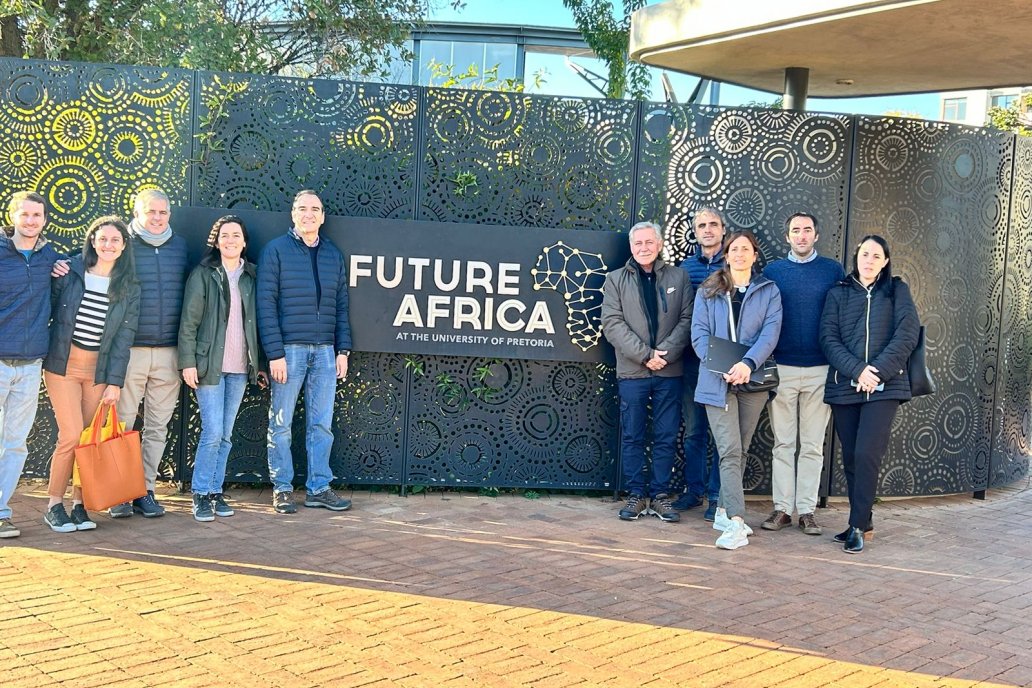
692;231;782;550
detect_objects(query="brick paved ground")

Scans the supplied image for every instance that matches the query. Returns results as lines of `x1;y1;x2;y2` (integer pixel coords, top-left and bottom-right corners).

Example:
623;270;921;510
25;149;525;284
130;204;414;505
2;480;1032;687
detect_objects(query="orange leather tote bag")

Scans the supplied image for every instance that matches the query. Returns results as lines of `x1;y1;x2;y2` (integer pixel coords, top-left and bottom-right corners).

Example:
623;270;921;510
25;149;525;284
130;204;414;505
73;405;147;511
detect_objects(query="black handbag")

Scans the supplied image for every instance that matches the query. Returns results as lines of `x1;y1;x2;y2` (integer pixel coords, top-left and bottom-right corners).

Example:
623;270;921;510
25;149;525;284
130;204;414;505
908;325;936;397
738;357;779;393
726;293;779;394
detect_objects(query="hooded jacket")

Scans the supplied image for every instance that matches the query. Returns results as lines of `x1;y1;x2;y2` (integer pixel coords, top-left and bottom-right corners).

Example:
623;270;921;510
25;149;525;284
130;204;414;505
601;257;693;379
691;274;783;408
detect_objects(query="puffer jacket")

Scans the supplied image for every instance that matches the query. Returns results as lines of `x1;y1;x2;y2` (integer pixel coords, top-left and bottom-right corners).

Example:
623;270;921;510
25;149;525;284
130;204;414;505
820;275;920;405
601;257;694;379
44;257;141;386
130;232;189;347
257;230;352;360
692;274;782;408
178;261;263;386
0;228;60;360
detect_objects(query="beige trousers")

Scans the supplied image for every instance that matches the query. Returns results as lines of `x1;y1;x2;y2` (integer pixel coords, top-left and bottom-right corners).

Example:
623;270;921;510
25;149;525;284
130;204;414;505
768;364;831;516
116;346;181;491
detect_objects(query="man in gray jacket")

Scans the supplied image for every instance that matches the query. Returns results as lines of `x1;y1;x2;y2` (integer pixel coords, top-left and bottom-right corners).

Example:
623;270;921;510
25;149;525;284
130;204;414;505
601;221;693;522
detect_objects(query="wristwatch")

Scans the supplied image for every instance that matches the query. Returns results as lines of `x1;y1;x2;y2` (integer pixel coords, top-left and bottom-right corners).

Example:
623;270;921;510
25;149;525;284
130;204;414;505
337;350;351;357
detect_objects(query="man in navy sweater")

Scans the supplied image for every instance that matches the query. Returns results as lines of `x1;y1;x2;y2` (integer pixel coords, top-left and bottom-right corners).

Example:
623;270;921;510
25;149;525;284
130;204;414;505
674;207;726;521
257;190;352;515
761;212;845;535
0;192;60;538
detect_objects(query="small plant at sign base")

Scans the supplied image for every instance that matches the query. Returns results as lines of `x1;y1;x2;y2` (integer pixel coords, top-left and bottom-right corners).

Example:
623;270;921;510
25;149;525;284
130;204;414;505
523;490;540;500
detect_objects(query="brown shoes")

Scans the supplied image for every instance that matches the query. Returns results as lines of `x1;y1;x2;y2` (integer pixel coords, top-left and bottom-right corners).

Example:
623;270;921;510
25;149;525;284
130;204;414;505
798;512;822;535
761;509;792;531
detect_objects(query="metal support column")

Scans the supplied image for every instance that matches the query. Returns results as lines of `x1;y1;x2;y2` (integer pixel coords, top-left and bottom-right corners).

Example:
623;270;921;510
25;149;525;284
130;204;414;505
783;67;810;111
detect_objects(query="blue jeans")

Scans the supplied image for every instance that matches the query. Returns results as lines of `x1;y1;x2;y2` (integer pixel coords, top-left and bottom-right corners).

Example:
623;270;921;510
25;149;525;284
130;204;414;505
682;366;721;502
0;360;42;520
191;373;248;495
267;344;336;495
618;376;682;498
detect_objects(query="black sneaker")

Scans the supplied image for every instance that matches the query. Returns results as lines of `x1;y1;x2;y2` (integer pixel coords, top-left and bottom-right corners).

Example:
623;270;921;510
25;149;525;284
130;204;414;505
44;504;76;533
211;493;234;517
192;494;215;522
273;491;297;514
618;494;648;520
70;504;96;530
132;491;165;518
304;488;351;511
650;494;681;523
108;502;133;519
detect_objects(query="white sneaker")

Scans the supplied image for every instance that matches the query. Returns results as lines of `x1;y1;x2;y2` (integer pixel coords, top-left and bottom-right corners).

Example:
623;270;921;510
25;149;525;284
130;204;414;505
716;519;749;550
712;508;753;535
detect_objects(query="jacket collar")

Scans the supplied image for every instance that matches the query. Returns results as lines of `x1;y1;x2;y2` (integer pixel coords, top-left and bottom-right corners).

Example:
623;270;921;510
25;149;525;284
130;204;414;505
624;256;667;273
1;226;52;253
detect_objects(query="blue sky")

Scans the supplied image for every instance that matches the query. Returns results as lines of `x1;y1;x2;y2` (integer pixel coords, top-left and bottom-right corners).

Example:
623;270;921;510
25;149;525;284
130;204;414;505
429;0;941;119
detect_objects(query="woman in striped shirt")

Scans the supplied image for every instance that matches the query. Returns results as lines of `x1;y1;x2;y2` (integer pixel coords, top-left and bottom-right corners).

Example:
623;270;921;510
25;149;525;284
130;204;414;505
42;216;140;532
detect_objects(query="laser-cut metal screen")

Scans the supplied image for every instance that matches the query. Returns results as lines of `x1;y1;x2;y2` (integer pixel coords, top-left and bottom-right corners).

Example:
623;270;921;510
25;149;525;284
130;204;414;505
3;58;1028;495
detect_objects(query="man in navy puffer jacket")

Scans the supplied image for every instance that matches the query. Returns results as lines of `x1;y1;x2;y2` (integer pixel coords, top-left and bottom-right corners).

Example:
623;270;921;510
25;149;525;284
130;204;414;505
257;190;353;515
114;188;189;519
0;192;60;538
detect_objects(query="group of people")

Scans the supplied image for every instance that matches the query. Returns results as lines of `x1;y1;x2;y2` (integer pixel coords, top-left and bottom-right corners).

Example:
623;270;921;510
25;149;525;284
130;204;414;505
602;208;920;553
0;187;354;538
0;189;920;553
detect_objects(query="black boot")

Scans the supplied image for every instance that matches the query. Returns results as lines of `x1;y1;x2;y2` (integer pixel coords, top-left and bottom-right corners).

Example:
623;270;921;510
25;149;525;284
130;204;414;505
843;527;865;553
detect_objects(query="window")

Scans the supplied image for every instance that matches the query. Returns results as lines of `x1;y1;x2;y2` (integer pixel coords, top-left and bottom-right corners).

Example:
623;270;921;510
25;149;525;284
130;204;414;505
943;98;967;121
991;94;1018;109
417;40;517;86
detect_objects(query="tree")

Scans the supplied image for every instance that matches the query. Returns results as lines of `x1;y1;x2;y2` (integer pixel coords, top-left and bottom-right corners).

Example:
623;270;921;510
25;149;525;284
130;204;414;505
987;94;1032;138
562;0;650;100
0;0;437;78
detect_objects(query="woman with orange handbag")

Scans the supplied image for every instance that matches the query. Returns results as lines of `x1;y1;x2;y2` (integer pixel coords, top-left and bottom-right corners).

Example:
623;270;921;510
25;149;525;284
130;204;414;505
43;216;140;532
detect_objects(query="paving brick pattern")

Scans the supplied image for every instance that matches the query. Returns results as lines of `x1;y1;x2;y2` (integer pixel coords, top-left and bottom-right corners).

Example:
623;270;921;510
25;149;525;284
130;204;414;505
2;481;1032;687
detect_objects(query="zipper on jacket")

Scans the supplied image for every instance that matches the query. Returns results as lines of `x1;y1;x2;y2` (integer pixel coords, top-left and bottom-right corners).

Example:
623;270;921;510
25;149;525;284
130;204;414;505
864;283;872;401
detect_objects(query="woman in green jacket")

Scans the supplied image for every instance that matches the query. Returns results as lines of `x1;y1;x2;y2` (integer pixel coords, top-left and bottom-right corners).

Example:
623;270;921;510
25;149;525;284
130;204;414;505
178;215;265;522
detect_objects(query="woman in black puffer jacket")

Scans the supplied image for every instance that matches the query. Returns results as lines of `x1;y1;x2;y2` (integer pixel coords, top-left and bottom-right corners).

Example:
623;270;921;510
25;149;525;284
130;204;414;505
819;235;919;554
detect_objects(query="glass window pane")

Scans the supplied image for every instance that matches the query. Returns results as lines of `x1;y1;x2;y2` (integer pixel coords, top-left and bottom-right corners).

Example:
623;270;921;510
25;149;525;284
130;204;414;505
451;42;485;76
419;40;453;85
484;43;517;82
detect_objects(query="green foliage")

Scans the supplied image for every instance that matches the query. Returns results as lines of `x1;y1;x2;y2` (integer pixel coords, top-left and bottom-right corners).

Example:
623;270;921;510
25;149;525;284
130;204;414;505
0;0;429;78
403;355;425;377
562;0;650;100
523;490;541;500
987;94;1032;137
449;171;479;197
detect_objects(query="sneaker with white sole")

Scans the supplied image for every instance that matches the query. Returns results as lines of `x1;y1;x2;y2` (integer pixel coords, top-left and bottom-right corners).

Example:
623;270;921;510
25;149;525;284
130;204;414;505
70;504;96;530
0;519;20;538
304;488;351;511
44;504;76;533
211;493;234;517
712;507;753;535
715;519;749;550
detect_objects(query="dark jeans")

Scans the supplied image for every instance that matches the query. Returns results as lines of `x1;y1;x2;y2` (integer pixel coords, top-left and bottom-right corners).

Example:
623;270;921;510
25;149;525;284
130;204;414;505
831;400;900;529
682;373;721;502
618;376;683;498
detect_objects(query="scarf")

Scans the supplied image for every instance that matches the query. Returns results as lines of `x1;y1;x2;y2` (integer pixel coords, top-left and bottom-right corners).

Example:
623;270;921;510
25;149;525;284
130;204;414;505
129;218;173;247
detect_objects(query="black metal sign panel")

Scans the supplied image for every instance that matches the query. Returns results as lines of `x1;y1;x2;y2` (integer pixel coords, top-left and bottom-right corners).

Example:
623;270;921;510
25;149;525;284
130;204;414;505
176;207;630;363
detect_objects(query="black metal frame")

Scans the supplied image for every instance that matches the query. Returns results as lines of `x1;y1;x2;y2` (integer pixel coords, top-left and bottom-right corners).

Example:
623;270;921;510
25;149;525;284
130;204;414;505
3;58;1029;497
